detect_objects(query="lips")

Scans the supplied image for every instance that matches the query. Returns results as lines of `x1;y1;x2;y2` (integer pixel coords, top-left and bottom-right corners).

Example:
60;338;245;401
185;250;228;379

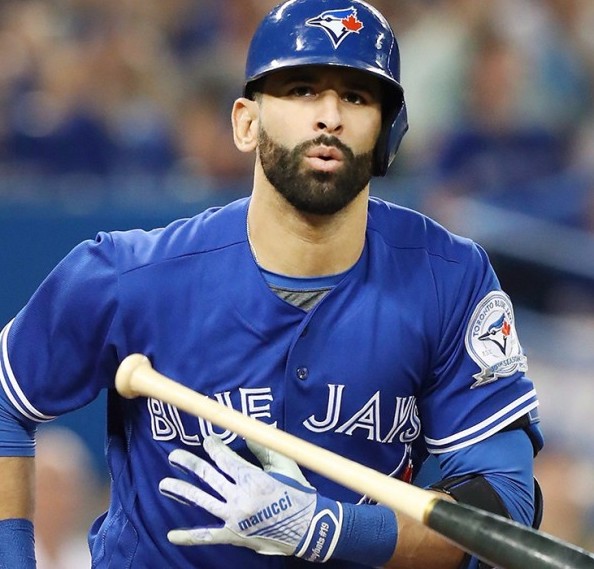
306;145;344;162
304;145;345;173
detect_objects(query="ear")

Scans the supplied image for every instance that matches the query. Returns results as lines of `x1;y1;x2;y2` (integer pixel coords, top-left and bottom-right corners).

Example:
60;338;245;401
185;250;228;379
232;97;259;153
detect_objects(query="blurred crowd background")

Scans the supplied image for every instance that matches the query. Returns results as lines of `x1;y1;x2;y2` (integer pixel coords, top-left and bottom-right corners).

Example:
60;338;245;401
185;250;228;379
1;0;594;566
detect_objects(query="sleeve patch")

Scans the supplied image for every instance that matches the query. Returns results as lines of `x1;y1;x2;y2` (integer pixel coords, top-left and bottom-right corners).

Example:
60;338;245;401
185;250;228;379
464;291;528;388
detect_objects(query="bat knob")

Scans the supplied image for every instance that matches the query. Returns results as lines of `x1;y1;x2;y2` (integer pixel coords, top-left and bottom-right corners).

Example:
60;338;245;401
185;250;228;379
115;353;151;399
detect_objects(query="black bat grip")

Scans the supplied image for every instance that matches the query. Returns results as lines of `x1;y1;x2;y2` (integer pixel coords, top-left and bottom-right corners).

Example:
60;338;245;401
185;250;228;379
427;499;594;569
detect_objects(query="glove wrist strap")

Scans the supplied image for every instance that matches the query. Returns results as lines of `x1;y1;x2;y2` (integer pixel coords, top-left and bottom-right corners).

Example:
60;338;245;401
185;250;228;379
295;496;343;562
334;503;398;566
295;498;398;565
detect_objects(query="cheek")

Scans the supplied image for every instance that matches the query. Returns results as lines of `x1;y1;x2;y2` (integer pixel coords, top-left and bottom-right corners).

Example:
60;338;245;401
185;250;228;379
262;94;336;141
260;110;303;147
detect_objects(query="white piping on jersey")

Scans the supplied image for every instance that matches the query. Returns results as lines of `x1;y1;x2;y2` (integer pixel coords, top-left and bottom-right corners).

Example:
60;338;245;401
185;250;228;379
0;319;55;422
427;401;539;455
425;389;536;447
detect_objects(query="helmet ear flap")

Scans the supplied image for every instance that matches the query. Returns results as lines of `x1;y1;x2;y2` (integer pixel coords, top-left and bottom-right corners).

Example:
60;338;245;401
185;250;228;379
374;99;408;177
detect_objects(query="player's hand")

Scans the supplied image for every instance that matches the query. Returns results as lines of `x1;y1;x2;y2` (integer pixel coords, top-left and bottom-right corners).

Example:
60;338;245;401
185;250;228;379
159;435;344;562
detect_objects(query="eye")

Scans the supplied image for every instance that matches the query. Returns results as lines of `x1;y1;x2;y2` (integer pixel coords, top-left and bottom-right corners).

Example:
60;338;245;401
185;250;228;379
288;85;316;98
342;91;367;105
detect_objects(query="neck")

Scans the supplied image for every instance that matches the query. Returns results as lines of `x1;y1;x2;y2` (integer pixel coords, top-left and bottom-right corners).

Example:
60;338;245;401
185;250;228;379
247;171;369;277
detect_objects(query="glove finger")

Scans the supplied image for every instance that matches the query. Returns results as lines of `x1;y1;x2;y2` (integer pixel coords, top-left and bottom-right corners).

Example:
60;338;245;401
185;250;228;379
168;448;232;497
247;439;313;490
168;527;296;556
168;448;207;475
167;526;228;546
203;435;258;481
159;477;229;520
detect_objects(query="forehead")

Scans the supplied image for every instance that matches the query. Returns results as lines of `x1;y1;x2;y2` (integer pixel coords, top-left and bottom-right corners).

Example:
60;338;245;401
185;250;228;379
261;65;384;94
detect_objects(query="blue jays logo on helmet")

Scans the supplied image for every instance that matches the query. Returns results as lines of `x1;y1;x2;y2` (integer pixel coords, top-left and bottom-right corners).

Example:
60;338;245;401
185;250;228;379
305;8;364;48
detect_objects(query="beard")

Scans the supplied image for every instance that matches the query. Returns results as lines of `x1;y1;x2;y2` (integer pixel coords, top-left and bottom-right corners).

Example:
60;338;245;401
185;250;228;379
257;127;374;216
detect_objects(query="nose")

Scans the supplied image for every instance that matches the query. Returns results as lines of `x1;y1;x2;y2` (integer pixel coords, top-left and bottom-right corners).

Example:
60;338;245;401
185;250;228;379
314;90;343;134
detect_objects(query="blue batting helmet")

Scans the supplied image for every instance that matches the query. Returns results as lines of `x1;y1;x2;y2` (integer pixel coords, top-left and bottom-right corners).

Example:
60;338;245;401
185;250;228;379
244;0;408;177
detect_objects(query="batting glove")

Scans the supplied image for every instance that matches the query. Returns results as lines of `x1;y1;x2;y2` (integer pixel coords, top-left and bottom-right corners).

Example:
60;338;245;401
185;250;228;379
159;436;397;565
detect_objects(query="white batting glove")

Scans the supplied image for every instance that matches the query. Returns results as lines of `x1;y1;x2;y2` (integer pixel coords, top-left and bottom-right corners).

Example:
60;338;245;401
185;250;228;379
159;436;344;562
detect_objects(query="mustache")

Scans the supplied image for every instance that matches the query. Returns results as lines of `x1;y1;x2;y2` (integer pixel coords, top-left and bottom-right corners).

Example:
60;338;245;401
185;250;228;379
296;135;355;160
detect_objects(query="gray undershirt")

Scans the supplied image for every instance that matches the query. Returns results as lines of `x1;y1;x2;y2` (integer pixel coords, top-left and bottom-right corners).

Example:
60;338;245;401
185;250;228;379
269;285;332;311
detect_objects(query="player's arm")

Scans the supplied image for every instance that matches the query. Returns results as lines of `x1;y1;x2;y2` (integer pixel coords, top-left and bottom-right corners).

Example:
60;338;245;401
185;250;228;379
0;395;38;568
389;426;539;569
385;497;463;568
0;234;120;568
0;456;34;518
0;457;36;567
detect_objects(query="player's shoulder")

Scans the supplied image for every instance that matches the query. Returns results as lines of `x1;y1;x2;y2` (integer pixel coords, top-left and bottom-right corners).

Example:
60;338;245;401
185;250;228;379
100;197;249;271
367;196;482;263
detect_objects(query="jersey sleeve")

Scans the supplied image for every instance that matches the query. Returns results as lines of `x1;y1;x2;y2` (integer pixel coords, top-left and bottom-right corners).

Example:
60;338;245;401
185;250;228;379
0;232;122;433
436;429;536;526
436;429;537;569
420;241;540;455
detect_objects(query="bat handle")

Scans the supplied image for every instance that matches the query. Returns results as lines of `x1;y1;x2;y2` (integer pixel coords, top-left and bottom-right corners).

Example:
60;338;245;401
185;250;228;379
115;353;152;398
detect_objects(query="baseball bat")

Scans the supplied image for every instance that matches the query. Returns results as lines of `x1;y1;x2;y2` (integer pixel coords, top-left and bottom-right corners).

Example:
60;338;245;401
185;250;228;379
116;353;594;569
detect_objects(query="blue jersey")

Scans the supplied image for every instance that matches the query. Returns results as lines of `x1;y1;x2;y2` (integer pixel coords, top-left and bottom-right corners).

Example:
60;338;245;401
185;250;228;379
0;197;540;568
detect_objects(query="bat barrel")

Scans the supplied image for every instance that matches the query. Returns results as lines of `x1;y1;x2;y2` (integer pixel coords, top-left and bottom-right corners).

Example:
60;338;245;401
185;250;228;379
428;500;594;569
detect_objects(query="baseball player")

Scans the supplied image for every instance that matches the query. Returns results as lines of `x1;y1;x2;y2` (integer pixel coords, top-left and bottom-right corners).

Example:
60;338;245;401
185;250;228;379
0;1;543;568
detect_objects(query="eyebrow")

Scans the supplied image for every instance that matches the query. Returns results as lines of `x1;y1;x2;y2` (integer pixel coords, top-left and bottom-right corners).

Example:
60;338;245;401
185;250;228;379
343;78;378;93
279;70;378;91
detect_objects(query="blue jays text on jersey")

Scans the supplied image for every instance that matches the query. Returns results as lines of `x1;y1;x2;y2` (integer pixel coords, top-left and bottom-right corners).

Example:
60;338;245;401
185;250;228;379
0;197;540;568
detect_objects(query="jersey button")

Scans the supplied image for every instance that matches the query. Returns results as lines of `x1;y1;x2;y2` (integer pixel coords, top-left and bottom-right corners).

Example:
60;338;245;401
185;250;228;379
296;367;309;381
